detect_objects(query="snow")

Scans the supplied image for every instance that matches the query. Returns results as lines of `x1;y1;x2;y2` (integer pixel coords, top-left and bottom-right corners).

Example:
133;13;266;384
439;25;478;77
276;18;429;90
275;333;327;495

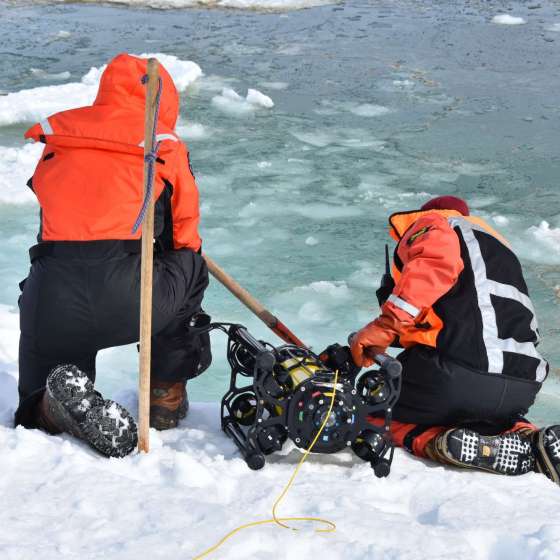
492;15;527;26
0;383;559;559
0;53;202;127
0;294;557;559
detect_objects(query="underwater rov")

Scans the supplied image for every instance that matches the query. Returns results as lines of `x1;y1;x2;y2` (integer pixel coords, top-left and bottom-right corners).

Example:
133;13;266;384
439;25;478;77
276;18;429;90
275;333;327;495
214;323;402;478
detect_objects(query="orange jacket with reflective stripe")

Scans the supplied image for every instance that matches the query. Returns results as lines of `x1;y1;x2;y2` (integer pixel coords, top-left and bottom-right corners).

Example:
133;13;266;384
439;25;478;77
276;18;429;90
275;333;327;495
384;209;509;348
383;209;547;381
25;53;201;251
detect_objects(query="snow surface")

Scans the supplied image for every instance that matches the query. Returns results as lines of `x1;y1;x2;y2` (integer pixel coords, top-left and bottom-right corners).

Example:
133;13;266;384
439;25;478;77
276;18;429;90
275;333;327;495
0;53;202;127
492;14;526;25
0;300;559;559
0;386;559;559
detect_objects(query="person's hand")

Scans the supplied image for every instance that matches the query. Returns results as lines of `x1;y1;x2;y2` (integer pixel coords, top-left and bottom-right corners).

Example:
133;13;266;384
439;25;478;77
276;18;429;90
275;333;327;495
350;321;396;368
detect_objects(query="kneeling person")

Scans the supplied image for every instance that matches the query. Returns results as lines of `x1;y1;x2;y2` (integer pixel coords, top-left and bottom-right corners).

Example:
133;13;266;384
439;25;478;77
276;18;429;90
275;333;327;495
15;54;211;457
351;196;560;484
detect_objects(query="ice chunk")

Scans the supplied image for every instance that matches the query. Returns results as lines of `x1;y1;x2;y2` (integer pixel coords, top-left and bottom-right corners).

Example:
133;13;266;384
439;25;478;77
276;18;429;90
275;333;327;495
0;53;202;127
30;69;72;81
176;122;208;140
528;221;560;253
492;14;526;25
259;81;289;90
211;87;274;116
246;89;274;108
349;103;392;117
492;215;510;226
0;143;42;205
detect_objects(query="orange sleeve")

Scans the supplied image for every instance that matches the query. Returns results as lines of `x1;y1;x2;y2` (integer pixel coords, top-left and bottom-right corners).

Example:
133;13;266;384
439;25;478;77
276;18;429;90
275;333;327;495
390;214;464;317
171;143;202;251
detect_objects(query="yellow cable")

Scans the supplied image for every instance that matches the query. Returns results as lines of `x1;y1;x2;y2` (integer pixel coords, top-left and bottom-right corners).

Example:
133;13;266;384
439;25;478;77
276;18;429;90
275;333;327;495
193;369;340;559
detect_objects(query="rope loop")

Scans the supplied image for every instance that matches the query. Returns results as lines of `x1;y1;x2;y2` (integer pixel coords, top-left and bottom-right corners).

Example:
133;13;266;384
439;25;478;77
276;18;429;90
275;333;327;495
132;73;163;235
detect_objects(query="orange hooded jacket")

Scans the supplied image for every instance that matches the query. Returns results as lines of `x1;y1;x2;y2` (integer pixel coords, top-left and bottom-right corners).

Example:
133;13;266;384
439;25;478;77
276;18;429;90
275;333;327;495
25;53;201;251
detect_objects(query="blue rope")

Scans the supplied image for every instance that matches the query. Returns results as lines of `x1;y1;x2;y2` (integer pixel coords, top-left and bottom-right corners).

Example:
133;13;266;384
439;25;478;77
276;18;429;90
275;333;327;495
132;74;163;235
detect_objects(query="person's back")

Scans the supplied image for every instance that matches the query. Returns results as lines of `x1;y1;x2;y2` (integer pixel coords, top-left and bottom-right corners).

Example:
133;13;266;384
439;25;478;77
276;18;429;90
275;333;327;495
384;204;546;426
351;196;559;485
16;54;211;458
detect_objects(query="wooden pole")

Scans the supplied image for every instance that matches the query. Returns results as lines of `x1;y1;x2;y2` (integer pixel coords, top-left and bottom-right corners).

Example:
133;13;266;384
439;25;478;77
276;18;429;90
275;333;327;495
138;58;160;454
203;253;307;348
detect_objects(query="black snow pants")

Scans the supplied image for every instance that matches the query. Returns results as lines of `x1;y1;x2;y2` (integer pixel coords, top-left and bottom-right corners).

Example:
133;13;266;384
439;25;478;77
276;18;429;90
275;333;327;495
392;345;542;432
15;240;210;428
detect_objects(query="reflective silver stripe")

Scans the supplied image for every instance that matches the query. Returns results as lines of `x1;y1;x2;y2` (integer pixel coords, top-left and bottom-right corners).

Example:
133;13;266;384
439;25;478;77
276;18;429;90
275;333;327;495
454;220;504;373
138;133;178;147
495;338;548;381
387;294;420;317
40;118;53;135
486;279;539;338
449;217;547;381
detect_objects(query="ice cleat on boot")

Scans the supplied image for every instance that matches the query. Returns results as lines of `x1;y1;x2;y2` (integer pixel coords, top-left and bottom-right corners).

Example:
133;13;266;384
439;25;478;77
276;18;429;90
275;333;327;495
150;380;189;431
45;364;137;458
534;425;560;485
435;428;534;475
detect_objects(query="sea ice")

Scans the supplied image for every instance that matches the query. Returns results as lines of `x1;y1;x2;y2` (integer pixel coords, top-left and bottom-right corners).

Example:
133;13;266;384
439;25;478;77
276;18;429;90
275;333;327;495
0;53;202;127
0;143;42;205
348;103;392;117
259;81;289;90
492;14;526;25
71;0;336;9
528;221;560;253
212;87;274;115
246;89;274;108
30;68;72;81
175;122;209;140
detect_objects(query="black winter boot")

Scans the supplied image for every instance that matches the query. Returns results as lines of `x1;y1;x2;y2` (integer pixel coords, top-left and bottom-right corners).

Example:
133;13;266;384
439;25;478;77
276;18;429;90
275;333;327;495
43;364;137;458
534;426;560;485
433;428;535;475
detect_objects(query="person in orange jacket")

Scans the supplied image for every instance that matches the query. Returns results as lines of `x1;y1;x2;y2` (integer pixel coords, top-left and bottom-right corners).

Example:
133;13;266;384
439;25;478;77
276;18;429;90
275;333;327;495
351;196;560;484
15;54;211;457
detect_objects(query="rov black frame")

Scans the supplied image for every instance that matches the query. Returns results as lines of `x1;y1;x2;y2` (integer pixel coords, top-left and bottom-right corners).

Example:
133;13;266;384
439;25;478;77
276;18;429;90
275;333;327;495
205;322;402;477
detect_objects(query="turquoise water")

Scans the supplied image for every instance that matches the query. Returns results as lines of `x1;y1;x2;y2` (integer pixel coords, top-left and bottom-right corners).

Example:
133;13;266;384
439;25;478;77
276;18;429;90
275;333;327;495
0;0;559;425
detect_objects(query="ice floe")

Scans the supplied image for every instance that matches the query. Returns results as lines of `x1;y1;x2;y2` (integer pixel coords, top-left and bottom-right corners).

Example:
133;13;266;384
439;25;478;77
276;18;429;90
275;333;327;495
56;0;336;9
0;143;42;205
0;53;202;127
211;87;274;116
492;14;526;25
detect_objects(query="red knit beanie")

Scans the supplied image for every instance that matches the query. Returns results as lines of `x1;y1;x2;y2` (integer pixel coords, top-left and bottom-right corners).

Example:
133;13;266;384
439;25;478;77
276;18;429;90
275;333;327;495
421;195;469;216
